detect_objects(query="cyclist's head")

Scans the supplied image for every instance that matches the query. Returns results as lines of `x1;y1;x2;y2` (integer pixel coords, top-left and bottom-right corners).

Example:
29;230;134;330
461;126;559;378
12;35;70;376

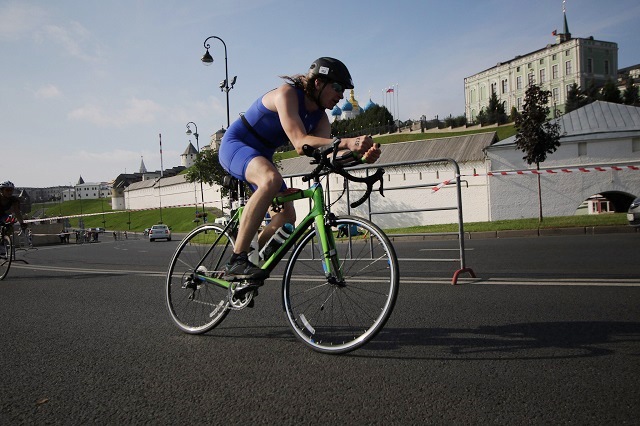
280;57;354;109
0;181;15;194
307;57;354;92
305;57;354;109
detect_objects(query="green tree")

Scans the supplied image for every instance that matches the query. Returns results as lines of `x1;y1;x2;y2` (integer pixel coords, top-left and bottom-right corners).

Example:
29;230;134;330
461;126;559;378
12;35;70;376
623;77;640;106
509;106;520;123
184;149;227;188
443;114;467;128
601;79;622;103
444;114;456;128
454;114;468;127
476;108;487;125
581;79;603;106
474;92;507;125
514;84;561;223
565;83;588;113
485;91;508;124
331;105;394;137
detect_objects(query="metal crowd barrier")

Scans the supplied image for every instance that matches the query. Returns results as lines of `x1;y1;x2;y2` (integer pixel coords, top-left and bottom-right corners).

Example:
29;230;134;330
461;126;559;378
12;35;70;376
281;157;476;285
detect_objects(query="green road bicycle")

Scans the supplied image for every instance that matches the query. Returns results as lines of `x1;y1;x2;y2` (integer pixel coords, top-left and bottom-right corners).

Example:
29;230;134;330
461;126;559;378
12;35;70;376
165;140;399;354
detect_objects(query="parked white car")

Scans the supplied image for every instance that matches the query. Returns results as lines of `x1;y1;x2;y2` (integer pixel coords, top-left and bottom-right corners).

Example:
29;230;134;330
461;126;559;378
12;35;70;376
149;224;171;242
628;197;640;227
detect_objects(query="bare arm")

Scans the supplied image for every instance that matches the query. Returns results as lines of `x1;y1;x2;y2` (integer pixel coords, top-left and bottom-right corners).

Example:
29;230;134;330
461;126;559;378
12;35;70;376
271;85;334;152
268;85;378;161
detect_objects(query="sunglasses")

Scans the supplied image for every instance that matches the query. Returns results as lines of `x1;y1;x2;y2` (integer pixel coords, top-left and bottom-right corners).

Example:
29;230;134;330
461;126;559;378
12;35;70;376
331;82;345;94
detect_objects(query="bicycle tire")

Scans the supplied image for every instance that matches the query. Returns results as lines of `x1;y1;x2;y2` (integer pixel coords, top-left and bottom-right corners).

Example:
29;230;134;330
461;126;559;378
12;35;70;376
166;224;236;334
0;234;12;280
282;216;399;354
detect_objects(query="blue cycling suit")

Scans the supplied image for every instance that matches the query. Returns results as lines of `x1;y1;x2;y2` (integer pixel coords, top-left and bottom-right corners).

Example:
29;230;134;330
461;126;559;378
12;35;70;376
219;86;324;188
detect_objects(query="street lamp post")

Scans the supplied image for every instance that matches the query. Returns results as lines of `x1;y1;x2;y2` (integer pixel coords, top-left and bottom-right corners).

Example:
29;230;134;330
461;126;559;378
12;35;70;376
201;35;236;128
100;193;105;229
186;121;206;221
75;186;84;229
157;178;163;224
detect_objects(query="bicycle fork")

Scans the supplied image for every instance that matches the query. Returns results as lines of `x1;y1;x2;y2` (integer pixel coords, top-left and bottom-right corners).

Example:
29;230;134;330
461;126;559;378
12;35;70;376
314;215;345;285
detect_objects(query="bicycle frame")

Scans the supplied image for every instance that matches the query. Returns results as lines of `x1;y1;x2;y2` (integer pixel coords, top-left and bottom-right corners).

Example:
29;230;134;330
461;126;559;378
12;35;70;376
198;180;341;289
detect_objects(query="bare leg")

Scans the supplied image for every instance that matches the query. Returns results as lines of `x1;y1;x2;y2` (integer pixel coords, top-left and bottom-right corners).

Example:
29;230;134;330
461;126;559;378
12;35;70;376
257;202;295;248
234;157;294;254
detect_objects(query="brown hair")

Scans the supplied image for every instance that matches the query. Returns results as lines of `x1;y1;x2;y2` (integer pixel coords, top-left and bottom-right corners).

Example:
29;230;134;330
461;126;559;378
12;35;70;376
280;73;324;99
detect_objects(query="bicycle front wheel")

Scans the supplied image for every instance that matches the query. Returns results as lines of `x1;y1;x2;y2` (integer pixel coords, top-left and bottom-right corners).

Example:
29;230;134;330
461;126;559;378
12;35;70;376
0;234;11;280
166;224;235;334
283;216;399;354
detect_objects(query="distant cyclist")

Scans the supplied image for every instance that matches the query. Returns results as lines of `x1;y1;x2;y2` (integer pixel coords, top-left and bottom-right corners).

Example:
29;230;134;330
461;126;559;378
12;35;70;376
0;181;27;231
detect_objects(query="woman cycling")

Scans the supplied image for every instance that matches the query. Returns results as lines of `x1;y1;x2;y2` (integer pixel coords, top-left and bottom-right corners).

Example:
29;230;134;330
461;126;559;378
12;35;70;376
219;57;380;280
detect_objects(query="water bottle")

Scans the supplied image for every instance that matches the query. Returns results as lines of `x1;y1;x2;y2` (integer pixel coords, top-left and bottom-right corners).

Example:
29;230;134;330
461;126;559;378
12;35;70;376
259;223;294;261
248;232;260;265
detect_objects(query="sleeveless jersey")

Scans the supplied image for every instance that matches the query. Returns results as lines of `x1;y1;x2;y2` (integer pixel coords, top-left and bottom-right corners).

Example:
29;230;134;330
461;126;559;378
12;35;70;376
223;86;325;156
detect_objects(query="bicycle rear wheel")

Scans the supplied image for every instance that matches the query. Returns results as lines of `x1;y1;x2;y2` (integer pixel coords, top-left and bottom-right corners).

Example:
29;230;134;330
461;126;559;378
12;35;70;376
282;216;399;354
166;224;235;334
0;234;12;280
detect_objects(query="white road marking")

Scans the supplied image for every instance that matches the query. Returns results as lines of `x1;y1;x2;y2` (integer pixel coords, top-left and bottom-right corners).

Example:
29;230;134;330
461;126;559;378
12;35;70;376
401;276;640;287
10;264;640;287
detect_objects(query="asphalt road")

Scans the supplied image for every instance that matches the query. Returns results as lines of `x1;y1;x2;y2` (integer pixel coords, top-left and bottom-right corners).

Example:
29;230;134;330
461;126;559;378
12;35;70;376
1;233;639;424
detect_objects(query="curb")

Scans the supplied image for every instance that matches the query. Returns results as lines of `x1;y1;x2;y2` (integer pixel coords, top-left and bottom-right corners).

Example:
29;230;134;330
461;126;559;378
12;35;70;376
387;225;638;241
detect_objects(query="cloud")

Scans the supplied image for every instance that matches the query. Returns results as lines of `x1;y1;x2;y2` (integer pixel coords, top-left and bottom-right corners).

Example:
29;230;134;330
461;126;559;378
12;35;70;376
41;22;101;62
68;98;163;128
0;3;102;62
0;2;47;40
35;84;62;99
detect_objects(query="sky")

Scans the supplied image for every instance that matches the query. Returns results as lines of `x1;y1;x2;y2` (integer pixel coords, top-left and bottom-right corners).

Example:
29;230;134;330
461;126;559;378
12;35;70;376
2;0;640;188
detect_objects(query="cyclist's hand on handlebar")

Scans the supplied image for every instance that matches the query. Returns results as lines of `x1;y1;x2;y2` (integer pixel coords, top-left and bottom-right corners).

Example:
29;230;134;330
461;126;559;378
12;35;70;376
345;135;374;156
362;143;381;163
334;142;380;166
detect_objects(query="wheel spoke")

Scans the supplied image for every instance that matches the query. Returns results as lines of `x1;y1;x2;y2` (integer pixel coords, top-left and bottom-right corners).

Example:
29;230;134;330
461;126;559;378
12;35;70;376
283;217;398;354
166;225;234;334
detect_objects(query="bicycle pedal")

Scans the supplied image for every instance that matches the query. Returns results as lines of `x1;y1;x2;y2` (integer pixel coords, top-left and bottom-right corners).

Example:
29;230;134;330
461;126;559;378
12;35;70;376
233;281;263;298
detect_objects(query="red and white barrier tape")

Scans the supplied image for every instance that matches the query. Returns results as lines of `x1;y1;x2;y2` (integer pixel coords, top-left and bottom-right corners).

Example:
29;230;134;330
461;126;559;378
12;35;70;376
24;201;219;224
431;163;640;192
431;178;456;192
479;164;640;177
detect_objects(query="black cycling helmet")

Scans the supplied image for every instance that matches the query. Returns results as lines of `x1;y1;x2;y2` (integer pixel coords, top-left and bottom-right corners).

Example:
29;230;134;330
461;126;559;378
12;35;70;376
0;180;15;189
308;57;354;90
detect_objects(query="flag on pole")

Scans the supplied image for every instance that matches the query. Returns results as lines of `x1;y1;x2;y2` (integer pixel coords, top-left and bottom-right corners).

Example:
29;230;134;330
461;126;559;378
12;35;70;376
552;29;557;36
386;88;394;93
